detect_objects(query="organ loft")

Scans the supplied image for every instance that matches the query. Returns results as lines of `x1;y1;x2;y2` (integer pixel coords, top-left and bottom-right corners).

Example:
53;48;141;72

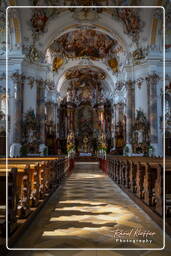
0;0;171;255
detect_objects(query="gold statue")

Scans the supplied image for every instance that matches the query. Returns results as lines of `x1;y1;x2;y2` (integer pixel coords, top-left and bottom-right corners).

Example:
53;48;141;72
83;136;89;152
108;58;118;72
67;131;74;152
52;57;64;71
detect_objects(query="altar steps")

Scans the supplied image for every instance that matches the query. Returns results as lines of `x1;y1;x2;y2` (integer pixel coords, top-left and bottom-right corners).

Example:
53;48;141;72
74;156;98;162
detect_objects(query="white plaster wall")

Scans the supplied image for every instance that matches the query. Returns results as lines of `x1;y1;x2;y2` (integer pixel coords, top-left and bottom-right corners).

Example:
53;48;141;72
135;81;148;115
133;64;149;116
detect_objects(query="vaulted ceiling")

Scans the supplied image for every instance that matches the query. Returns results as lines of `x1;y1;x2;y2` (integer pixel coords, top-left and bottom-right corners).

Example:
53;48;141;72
0;0;167;103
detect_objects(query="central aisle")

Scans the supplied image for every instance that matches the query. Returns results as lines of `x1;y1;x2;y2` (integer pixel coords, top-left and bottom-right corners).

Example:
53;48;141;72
15;162;164;249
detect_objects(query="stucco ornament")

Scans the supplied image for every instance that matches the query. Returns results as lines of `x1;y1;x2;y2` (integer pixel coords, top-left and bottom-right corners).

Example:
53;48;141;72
31;9;48;33
23;45;44;63
115;8;144;43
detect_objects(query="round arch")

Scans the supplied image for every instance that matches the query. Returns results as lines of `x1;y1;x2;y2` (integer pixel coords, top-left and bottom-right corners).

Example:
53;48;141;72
54;62;117;95
37;11;131;53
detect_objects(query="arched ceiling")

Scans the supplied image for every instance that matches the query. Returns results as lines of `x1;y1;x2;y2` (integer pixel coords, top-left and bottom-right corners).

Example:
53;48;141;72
57;64;113;98
58;65;113;106
2;1;165;101
48;28;121;59
37;10;133;53
44;17;128;94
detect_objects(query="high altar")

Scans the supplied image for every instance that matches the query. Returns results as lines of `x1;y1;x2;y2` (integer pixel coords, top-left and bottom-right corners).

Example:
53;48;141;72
58;67;113;155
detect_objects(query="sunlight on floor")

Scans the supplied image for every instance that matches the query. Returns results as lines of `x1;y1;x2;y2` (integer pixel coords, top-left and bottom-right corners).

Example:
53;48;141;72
15;163;164;249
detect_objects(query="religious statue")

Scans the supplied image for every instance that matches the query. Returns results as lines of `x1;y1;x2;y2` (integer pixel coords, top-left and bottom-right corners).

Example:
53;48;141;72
28;129;36;144
132;109;150;154
67;130;75;153
82;86;91;100
98;132;107;151
137;130;143;143
83;136;89;152
52;57;64;71
66;88;74;102
115;121;124;149
108;58;119;72
22;109;39;152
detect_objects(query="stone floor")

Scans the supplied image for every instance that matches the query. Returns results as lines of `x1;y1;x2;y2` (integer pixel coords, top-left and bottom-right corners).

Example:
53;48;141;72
12;162;171;254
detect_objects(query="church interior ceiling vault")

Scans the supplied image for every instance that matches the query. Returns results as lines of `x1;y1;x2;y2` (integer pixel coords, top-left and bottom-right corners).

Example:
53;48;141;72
49;29;121;59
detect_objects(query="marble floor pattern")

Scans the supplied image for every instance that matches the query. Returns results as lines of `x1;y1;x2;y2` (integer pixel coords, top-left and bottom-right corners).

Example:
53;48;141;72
13;162;166;250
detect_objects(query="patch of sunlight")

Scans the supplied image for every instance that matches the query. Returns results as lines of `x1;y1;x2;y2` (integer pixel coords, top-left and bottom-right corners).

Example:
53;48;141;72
42;226;108;237
71;173;104;179
58;200;106;204
54;205;127;214
49;215;116;223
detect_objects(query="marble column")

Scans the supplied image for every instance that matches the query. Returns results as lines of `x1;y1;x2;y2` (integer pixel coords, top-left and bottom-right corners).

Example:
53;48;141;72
111;106;116;149
36;79;45;144
9;72;25;157
11;72;25;144
97;104;105;133
126;80;135;145
55;103;59;138
66;103;75;133
146;72;160;154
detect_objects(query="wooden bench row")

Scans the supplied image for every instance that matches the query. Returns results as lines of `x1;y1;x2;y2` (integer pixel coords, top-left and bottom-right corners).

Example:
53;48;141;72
0;157;73;237
100;155;171;218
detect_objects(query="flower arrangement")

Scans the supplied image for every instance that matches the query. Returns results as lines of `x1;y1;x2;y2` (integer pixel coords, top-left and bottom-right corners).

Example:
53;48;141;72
97;141;107;152
67;142;74;153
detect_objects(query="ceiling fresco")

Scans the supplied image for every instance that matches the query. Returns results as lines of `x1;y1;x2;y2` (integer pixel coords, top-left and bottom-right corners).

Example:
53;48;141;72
65;66;106;81
31;0;134;6
49;29;118;59
62;67;108;106
115;8;144;41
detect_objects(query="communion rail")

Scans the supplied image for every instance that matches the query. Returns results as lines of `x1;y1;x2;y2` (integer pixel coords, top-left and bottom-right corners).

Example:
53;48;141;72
99;155;171;234
0;156;74;243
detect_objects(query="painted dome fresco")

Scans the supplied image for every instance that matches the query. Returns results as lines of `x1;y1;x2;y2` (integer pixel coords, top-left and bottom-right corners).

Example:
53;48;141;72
49;29;119;59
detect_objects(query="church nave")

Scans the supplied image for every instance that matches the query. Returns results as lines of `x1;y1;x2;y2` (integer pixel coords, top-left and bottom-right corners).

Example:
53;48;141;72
0;0;171;254
14;162;163;249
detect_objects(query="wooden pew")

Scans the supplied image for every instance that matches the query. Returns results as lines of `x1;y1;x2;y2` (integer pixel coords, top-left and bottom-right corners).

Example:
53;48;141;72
0;168;17;236
0;156;74;239
165;161;171;219
105;155;168;218
0;164;33;218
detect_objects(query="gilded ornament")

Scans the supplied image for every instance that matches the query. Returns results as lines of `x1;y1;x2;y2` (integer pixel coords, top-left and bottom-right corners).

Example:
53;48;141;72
52;57;64;71
108;58;118;72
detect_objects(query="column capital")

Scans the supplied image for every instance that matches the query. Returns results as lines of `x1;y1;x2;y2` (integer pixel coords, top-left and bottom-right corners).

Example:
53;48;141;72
145;72;160;86
135;77;144;89
125;79;135;89
11;71;25;86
